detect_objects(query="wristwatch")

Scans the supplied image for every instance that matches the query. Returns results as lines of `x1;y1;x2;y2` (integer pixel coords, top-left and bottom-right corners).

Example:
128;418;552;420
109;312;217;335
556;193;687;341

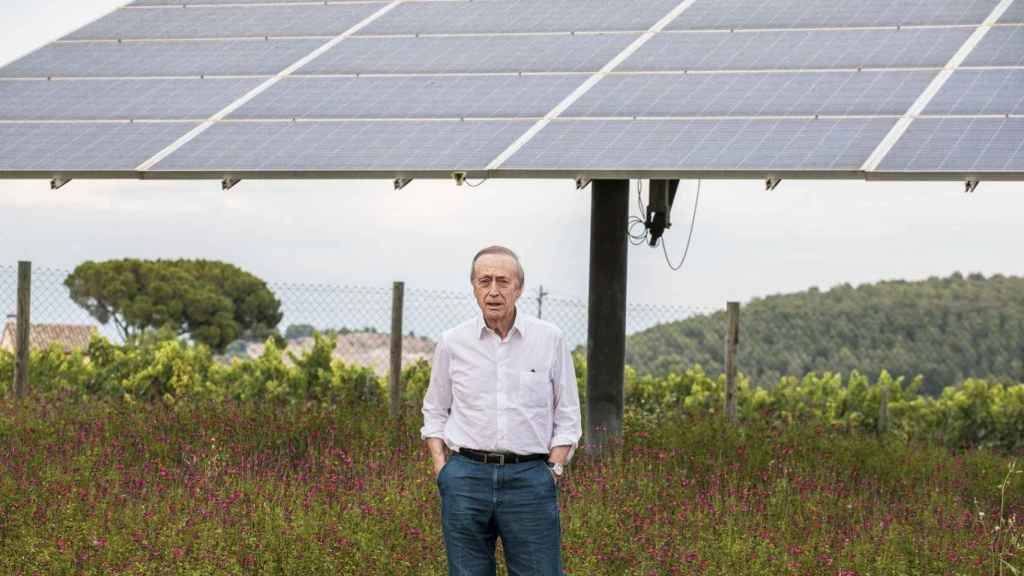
547;461;564;477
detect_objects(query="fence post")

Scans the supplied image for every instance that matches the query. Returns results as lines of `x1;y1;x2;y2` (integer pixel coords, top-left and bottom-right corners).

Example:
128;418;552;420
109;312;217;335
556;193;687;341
724;301;740;422
878;385;890;436
537;285;548;319
389;281;405;420
14;261;31;399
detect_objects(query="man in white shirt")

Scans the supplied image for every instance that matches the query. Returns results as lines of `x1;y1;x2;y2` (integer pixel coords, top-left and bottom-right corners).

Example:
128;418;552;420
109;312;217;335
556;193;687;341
421;245;583;576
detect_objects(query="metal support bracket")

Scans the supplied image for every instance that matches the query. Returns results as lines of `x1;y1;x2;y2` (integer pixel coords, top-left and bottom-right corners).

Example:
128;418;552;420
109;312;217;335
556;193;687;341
452;172;467;186
645;179;678;246
222;178;241;191
965;180;980;193
765;177;782;191
576;177;592;190
394;178;413;190
50;178;71;190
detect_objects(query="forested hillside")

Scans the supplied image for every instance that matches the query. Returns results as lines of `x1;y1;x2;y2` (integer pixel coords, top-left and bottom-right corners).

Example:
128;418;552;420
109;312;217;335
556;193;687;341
625;273;1024;396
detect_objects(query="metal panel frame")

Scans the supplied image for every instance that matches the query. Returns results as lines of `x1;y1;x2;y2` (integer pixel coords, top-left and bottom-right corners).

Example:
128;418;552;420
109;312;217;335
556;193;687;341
2;167;1022;182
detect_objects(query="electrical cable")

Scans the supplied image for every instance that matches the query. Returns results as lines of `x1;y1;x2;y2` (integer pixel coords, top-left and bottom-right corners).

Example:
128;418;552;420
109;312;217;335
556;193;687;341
661;179;701;271
464;178;488;188
628;179;649;245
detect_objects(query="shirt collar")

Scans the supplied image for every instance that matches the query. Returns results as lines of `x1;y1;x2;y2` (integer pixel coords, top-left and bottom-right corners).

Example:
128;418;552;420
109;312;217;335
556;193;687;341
477;307;526;340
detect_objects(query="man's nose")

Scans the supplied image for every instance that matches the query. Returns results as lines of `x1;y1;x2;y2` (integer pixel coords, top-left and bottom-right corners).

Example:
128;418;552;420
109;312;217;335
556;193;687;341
487;283;501;297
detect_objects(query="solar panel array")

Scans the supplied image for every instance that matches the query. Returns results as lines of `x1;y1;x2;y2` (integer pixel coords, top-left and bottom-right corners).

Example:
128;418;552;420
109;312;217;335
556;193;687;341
0;0;1021;180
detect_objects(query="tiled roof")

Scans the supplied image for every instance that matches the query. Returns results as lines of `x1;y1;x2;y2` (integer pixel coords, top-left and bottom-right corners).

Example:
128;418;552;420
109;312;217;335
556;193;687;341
0;322;97;353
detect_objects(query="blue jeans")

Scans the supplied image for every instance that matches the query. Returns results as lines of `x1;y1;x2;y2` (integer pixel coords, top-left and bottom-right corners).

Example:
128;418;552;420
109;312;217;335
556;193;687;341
437;452;562;575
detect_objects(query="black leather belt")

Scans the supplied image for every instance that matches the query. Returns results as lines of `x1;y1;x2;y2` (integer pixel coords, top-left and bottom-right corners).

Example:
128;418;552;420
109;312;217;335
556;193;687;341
458;447;548;465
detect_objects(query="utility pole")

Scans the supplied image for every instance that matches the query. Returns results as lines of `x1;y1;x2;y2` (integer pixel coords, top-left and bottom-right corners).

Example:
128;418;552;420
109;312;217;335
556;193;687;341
537;285;549;319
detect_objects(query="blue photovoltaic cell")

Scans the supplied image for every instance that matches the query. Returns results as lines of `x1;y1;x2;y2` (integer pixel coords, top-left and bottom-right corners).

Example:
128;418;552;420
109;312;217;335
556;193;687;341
568;70;936;117
301;34;637;75
153;120;532;171
231;75;583;119
360;0;680;35
963;26;1024;66
502;118;896;171
0;39;323;78
0;78;262;120
129;0;369;4
622;28;972;72
668;0;999;30
66;4;380;41
998;2;1024;23
926;69;1024;115
879;118;1024;172
0;122;196;171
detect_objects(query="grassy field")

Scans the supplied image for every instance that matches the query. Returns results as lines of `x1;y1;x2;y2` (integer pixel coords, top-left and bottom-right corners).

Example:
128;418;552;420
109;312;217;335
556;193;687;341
0;394;1021;575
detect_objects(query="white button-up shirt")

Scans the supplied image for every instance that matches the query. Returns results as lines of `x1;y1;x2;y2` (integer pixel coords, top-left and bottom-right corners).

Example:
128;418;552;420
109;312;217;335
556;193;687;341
420;309;583;462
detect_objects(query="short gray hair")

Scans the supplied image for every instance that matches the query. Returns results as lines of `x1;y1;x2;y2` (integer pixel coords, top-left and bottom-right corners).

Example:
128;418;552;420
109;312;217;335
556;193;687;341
470;245;525;287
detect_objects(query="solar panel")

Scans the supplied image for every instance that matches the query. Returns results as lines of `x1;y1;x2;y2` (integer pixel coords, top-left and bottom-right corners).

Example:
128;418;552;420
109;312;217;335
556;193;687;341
0;39;324;78
668;0;1001;29
0;0;1021;181
621;28;973;72
963;26;1024;66
300;34;639;75
999;1;1024;22
152;120;533;172
567;71;937;117
501;118;896;172
926;69;1024;115
879;118;1024;172
231;75;585;119
0;122;196;171
66;4;381;41
357;0;682;35
0;78;263;120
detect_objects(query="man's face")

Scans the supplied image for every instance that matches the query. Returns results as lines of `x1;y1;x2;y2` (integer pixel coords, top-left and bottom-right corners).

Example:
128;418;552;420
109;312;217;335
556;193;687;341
472;254;523;325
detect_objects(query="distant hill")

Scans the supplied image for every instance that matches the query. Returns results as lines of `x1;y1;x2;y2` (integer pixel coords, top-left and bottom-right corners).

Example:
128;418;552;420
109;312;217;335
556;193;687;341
625;273;1024;396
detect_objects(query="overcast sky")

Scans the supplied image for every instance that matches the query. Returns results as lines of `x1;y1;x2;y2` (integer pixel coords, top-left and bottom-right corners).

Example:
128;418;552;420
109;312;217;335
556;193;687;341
2;1;1022;312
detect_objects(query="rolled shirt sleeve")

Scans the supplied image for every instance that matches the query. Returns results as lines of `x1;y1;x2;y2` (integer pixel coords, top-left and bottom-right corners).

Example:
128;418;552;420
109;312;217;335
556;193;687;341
420;334;452;441
549;332;583;463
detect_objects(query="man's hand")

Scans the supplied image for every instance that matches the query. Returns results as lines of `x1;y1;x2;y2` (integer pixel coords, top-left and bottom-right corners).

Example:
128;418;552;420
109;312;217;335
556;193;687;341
427;437;448;480
547;445;571;484
548;445;571;466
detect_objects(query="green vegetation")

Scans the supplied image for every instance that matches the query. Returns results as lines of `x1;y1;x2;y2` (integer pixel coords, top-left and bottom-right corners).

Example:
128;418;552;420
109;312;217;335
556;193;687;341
0;395;1020;574
2;335;1022;453
626;273;1024;396
1;330;1022;574
64;259;283;352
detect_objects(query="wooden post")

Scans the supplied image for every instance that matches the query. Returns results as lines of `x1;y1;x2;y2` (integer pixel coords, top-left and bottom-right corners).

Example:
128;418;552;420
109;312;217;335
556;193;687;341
878;385;890;436
14;261;31;398
389;281;405;420
724;301;740;422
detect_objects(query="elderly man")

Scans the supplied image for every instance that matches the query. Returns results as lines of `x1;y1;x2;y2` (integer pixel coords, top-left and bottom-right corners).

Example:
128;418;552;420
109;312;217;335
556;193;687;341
421;245;582;576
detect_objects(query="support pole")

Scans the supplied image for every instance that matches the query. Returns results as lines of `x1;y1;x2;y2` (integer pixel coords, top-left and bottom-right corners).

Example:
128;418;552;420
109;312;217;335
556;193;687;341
389;281;405;420
725;301;740;422
586;180;630;455
14;261;31;398
878;385;890;436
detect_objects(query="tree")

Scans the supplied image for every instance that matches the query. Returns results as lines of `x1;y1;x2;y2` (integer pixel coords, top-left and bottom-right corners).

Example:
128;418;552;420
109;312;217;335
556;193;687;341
65;259;283;352
625;273;1024;396
284;324;317;340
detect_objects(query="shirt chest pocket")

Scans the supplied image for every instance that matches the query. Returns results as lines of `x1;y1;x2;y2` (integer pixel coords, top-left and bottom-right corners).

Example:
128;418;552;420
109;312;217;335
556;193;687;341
516;370;551;410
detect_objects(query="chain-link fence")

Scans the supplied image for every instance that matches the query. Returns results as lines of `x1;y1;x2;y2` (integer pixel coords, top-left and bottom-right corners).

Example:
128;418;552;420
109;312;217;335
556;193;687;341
3;264;1022;395
0;264;714;377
